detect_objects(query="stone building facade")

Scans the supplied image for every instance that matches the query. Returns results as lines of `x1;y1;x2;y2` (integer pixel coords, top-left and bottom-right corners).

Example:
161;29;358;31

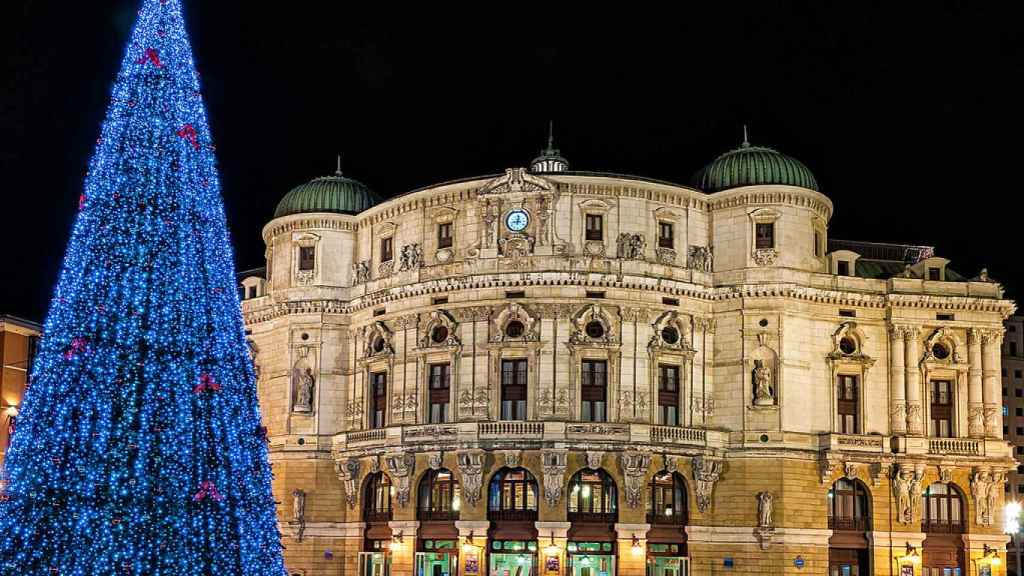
240;138;1016;576
0;315;40;473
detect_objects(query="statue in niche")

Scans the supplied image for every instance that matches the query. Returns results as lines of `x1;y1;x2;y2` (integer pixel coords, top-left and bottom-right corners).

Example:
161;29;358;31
293;367;315;413
292;488;306;541
892;466;914;523
757;491;774;528
752;359;774;406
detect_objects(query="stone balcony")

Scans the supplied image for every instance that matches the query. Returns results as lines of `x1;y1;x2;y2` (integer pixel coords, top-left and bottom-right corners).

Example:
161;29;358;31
333;421;725;453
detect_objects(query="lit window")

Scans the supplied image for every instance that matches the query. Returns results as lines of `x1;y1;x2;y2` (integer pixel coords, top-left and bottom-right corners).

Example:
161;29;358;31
581;360;607;422
299;246;315;271
437;222;453;249
658;222;674;249
380;237;393;263
585;214;603;241
755;222;774;249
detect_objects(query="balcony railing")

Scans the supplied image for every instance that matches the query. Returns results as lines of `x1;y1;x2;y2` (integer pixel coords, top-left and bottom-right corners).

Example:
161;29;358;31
487;509;538;522
479;421;544;439
364;509;393;523
928;438;982;456
417;509;460;522
348;429;387;445
828;516;869;531
567;511;618;524
921;520;965;534
650;425;706;446
646;512;685;525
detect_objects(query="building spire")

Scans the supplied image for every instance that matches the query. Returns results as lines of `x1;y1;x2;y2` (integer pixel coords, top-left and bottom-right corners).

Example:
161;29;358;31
546;120;555;153
742;124;751;148
335;154;343;176
529;121;569;174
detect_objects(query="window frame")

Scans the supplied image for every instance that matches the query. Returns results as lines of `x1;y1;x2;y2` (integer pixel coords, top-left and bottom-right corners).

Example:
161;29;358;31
380;236;394;263
298;245;316;271
929;379;954;438
370;371;388;429
658;364;680;426
755;222;775;250
658;221;674;249
428;363;451;424
580;359;608;423
567;468;618;522
437;222;453;250
836;374;859;434
585;213;604;242
647;470;687;525
500;359;528;421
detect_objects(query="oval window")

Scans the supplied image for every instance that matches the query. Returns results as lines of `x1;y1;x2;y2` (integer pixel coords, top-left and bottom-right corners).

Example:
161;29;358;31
431;325;449;344
839;337;857;355
585;321;605;339
932;342;950;360
373;336;385;353
661;327;680;345
505;320;525;338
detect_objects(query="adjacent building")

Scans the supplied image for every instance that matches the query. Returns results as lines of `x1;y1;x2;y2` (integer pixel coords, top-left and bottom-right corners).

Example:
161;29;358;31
241;136;1016;576
0;315;40;472
1002;315;1024;575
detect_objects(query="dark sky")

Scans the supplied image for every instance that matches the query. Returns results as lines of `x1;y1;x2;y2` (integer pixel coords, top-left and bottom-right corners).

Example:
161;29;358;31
3;2;1022;322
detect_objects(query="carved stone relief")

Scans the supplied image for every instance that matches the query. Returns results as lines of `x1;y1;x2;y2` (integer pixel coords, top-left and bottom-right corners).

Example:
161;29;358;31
541;450;568;508
384;452;416;507
616;233;646;260
398;243;424;271
620;451;652;509
456;450;485;508
687;245;713;272
692;456;723;513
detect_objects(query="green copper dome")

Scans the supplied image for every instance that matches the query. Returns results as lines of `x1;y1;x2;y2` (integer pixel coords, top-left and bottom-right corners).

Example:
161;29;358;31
694;139;818;193
274;171;379;218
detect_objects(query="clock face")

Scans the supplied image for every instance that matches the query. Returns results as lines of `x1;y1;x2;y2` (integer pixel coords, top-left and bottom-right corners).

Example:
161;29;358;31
505;209;530;232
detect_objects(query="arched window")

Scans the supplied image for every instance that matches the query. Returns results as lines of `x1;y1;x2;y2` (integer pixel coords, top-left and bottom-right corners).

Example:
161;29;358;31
922;482;965;533
488;467;538;521
417;468;461;521
363;472;392;522
567;468;617;522
827;478;870;531
648;470;687;525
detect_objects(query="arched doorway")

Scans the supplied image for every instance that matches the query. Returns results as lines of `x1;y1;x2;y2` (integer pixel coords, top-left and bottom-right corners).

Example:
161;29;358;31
416;469;461;576
827;478;870;576
922;482;966;576
567;468;618;576
487;467;539;576
360;472;393;576
647;470;689;576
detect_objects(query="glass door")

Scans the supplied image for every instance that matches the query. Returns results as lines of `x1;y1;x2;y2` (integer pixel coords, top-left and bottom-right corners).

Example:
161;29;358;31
359;552;391;576
568;554;615;576
416;551;457;576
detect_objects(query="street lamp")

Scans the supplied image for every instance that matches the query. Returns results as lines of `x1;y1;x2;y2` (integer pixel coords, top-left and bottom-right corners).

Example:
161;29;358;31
1005;501;1022;576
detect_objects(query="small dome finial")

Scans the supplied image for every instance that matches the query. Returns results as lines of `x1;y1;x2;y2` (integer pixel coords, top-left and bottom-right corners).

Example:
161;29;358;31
335;154;343;176
547;120;555;152
742;124;751;148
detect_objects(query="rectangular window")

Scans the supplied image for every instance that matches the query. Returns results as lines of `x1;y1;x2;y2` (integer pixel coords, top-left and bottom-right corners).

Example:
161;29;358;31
1017;426;1023;436
247;285;257;299
928;267;941;281
437;222;453;249
299;246;315;271
1017;389;1023;398
370;372;387;429
586;291;606;299
428;363;451;424
658;222;674;249
658;365;680;426
814;230;822;257
837;375;859;434
1012;342;1019;357
585;214;604;241
432;297;448;305
1017;370;1023;379
839;309;856;318
936;313;955;321
662;297;680;306
380;237;393;263
755;222;774;249
1016;407;1022;417
837;261;850;276
929;380;953;438
581;360;608;422
500;359;528;421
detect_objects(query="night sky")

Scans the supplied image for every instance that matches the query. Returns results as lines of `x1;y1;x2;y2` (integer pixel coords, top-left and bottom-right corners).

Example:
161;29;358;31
3;2;1022;322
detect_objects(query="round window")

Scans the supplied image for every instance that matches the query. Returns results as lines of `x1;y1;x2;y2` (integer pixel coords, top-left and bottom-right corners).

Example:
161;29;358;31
373;336;385;353
932;342;950;360
661;327;680;345
431;325;449;344
759;319;769;328
585;321;605;339
505;320;525;338
839;337;857;355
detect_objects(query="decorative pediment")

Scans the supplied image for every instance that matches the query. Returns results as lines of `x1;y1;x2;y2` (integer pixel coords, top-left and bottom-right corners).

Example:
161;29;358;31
922;327;966;366
292;232;320;247
569;303;620;346
375;222;397;238
490;303;540;343
363;321;395;358
478;168;552;196
431;206;458;224
578;198;614;213
827;322;875;367
649;311;694;354
654;207;681;222
419;309;461;349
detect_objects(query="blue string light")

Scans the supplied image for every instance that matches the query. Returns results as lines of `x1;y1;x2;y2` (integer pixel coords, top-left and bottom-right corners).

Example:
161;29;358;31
0;1;285;574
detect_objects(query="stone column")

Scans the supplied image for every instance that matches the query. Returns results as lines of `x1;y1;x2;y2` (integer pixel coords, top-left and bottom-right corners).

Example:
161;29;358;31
889;325;907;435
982;328;1004;439
614;523;651;576
967;329;985;438
536;522;571;576
904;326;923;436
387;520;419;576
456;520;490;576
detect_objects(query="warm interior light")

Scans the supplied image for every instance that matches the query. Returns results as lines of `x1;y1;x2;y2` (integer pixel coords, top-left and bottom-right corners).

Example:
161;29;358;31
631;533;644;555
451;495;461;511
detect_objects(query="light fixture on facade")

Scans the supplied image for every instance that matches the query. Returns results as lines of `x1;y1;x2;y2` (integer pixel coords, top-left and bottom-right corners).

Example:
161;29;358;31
1005;501;1022;534
544;531;559;554
900;542;920;564
390;531;404;550
2;403;18;417
983;544;1002;566
631;534;644;556
462;531;477;553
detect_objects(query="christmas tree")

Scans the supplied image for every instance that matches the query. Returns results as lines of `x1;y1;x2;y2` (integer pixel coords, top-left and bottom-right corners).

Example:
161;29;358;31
0;1;285;574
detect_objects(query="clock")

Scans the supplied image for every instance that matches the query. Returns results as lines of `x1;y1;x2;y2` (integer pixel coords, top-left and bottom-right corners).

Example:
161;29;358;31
505;209;530;232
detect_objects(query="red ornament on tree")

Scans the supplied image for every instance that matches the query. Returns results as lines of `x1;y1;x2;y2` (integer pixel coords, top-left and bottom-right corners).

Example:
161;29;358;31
193;372;221;394
136;48;163;68
192;480;224;502
176;124;199;150
63;337;89;360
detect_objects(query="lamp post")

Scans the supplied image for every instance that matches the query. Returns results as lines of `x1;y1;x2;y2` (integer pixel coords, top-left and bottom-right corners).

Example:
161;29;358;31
1005;501;1022;576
